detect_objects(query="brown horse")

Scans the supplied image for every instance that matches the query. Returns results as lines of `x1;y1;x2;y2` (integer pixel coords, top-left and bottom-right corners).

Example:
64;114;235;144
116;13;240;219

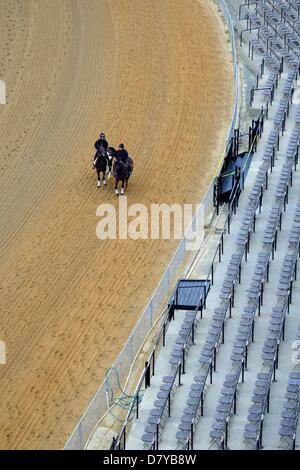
93;145;108;188
113;157;133;195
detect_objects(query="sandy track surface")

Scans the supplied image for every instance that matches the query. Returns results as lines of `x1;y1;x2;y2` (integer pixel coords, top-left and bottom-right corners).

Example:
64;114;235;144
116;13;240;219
0;0;234;449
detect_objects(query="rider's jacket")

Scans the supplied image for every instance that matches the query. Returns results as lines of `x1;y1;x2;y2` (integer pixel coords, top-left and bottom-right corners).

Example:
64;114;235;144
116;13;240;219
95;138;108;151
115;149;128;161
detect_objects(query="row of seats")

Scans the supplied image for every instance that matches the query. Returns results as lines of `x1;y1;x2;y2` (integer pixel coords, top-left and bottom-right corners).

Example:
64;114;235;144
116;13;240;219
197;74;300;445
242;201;300;448
194;5;300;447
279;371;300;449
207;136;299;448
250;1;300;67
244;0;300;108
188;90;299;449
141;291;208;447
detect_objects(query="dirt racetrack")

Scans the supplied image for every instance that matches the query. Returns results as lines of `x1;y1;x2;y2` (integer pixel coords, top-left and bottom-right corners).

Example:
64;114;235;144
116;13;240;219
0;0;234;449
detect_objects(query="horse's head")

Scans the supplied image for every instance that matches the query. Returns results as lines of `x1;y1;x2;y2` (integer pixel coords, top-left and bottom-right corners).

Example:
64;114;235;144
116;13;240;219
107;146;116;158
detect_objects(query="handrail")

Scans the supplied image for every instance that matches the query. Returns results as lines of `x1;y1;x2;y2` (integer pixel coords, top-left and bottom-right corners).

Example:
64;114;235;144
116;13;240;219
214;0;241;177
225;0;240;137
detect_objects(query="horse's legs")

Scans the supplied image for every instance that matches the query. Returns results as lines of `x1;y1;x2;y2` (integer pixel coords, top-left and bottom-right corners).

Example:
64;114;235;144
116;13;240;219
121;179;125;195
115;177;119;195
108;158;113;179
97;170;101;188
102;170;107;186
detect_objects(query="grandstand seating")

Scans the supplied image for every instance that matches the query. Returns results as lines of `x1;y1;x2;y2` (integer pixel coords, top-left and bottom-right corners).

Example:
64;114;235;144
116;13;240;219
120;0;300;450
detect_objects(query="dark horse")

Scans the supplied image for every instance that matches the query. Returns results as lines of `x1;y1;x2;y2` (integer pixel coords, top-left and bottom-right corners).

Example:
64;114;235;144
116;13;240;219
113;157;133;195
93;145;108;188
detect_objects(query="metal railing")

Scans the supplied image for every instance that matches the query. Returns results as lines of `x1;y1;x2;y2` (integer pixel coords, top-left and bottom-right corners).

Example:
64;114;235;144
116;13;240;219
218;0;241;146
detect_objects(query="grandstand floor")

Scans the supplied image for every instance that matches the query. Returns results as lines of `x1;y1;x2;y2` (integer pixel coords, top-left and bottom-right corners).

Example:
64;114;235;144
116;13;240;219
122;0;300;450
0;0;234;449
126;95;300;449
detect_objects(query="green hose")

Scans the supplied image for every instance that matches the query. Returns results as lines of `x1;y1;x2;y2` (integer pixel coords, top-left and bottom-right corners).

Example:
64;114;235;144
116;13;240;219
104;366;144;418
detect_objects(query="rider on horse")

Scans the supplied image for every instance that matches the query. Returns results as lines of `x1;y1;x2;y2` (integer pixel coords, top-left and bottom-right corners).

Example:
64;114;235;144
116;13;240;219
95;132;108;152
115;143;132;177
115;143;128;162
93;133;109;167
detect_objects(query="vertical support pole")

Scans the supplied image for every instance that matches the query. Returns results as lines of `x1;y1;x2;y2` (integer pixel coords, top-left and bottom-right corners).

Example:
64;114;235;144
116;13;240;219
145;361;151;388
